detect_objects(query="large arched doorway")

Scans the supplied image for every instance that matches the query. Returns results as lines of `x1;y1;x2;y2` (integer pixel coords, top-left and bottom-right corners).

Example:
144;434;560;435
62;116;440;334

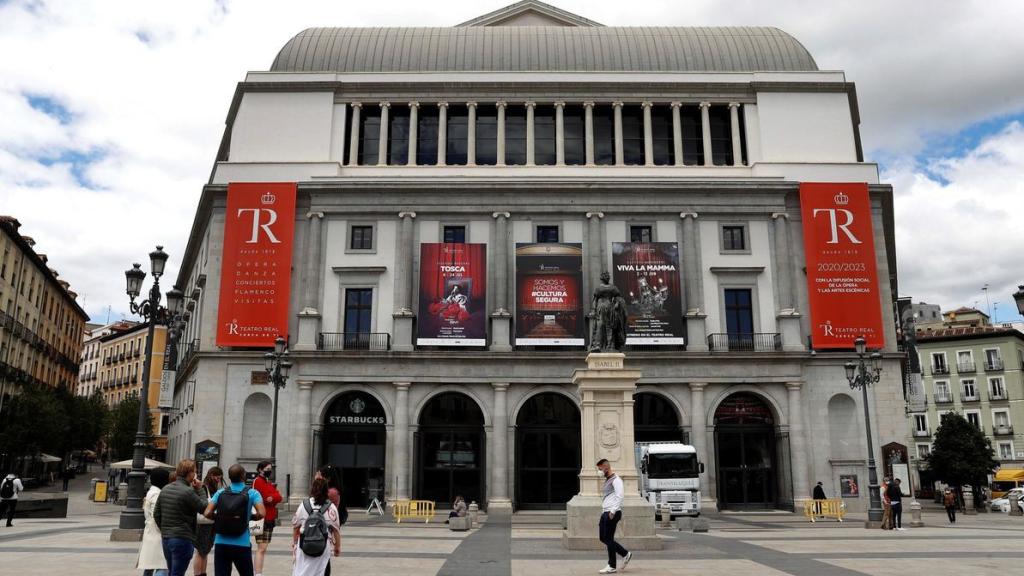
714;393;777;509
416;392;486;506
322;391;387;508
516;392;581;509
634;392;683;443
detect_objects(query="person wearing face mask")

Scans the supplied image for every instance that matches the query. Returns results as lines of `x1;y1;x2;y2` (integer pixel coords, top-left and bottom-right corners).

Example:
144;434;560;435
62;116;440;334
596;459;632;574
251;461;282;576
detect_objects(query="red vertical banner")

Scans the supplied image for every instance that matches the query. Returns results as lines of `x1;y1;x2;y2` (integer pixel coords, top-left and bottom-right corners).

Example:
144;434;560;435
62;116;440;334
799;182;884;349
216;182;297;348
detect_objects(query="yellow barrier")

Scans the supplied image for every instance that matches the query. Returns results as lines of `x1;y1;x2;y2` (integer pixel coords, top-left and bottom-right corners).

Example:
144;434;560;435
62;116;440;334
804;499;845;522
392;500;436;523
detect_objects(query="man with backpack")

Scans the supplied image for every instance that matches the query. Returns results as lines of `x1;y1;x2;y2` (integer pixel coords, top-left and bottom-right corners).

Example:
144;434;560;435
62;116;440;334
1;472;25;526
154;459;208;576
203;464;265;576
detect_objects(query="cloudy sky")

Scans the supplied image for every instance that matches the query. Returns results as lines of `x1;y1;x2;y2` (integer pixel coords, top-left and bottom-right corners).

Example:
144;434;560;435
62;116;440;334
1;0;1023;324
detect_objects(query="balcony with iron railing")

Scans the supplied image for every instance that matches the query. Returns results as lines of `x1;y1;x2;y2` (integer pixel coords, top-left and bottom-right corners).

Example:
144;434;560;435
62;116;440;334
913;428;931;438
993;425;1014;436
318;332;392;351
707;333;782;352
931;364;949;375
985;358;1004;371
990;390;1008;401
934;393;953;404
957;361;976;373
961;392;980;402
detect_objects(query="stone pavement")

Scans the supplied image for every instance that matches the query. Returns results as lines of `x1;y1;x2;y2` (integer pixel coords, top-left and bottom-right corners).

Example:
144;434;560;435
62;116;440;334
4;474;1024;576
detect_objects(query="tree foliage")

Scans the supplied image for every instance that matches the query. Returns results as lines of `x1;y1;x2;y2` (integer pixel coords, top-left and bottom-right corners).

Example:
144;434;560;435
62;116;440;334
925;412;998;489
0;384;110;464
108;393;153;460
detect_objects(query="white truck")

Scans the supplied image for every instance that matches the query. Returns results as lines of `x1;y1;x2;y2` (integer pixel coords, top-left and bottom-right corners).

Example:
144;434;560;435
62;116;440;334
635;442;704;517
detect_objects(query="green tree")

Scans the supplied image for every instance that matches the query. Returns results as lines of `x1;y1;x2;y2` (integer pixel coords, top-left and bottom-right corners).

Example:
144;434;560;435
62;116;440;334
925;412;998;507
108;393;153;461
0;384;67;461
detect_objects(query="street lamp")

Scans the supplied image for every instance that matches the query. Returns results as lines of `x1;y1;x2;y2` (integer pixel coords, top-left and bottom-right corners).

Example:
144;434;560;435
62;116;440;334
844;335;885;528
265;335;292;479
1013;285;1024;317
116;246;187;533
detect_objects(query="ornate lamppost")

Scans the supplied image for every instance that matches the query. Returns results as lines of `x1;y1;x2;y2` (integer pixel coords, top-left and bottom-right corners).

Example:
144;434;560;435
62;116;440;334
116;246;185;532
1013;285;1024;318
844;335;885;527
264;336;292;477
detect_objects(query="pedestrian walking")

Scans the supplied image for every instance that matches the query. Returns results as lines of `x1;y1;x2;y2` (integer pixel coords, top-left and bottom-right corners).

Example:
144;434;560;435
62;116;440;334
137;468;171;576
202;464;265;576
252;461;282;576
291;477;342;576
62;467;73;491
596;459;632;574
1;472;25;527
880;477;892;530
813;481;827;516
108;465;119;502
887;478;904;530
154;459;209;576
193;466;224;576
943;488;957;523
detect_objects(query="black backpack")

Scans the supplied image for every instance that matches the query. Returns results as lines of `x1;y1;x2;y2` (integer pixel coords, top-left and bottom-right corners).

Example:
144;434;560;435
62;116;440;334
214;489;249;536
299;500;330;557
0;478;14;499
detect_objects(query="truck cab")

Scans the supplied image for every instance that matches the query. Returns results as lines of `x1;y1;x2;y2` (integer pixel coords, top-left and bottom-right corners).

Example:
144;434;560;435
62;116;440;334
636;442;704;517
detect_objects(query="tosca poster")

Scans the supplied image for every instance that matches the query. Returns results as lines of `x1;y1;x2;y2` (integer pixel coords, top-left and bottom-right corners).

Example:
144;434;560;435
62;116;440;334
612;242;684;345
417;243;487;346
216;182;297;348
515;243;584;346
799;182;884;349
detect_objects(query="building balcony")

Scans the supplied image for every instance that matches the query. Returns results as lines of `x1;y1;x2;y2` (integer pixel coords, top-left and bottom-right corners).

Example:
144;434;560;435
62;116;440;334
913;428;931;438
957;361;976;373
934;393;953;404
318;332;392;351
985;358;1004;371
991;391;1008;401
706;333;782;352
961;394;980;402
931;365;949;375
994;425;1014;436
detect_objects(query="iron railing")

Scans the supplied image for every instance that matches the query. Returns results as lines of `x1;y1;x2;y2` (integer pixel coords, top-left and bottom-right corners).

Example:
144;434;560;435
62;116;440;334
913;428;930;437
707;333;782;352
993;425;1014;436
318;332;391;351
931;364;949;375
957;361;976;373
985;358;1004;371
934;393;953;404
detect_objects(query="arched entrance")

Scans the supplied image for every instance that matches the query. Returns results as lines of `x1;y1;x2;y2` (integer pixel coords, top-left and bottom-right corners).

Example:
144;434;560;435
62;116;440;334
714;393;777;509
322;391;387;508
516;392;581;509
416;392;485;505
634;392;683;443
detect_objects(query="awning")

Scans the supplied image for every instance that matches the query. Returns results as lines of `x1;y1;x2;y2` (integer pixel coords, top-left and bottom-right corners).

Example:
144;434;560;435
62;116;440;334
38;453;61;463
110;458;174;470
995;468;1024;482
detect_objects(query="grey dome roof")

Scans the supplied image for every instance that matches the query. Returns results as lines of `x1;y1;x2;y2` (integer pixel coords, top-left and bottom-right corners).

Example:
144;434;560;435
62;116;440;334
270;26;818;73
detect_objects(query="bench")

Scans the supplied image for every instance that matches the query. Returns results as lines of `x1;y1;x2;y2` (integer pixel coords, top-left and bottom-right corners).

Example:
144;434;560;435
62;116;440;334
804;499;845;522
392;500;436;523
448;515;471;531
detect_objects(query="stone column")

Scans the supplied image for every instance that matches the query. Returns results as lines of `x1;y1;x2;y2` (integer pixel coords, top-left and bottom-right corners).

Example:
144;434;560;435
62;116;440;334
787;382;811;505
554;101;565;166
586;211;605;280
613;101;624;166
407;102;419;166
393;212;417;351
689;382;710;502
467;102;477;166
295;212;324;351
584;101;595;166
773;213;803;351
700;101;713;166
348;102;362;166
377;101;390;166
496;101;507;166
289;380;314;506
393;382;411;500
437;102;448;166
729;102;742;166
525;101;536;166
642;101;654;166
490;383;512;510
680;212;707;351
671;102;683;166
491;212;512;352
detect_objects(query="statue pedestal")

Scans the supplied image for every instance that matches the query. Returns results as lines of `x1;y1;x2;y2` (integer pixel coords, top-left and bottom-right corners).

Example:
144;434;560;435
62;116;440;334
563;353;662;550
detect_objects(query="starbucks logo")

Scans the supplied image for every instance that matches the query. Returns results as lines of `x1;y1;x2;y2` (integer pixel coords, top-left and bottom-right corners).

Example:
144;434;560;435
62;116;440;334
350;398;366;414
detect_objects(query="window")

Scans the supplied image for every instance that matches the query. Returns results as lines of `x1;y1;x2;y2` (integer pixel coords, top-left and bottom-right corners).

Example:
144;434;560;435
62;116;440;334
505;106;527;165
563;105;585;165
536;225;560;243
708;105;733;166
621;105;644;165
592;105;615;165
984;348;1002;370
534;105;556;165
990;377;1007;399
998;442;1013;460
349;225;374;251
913;414;928;433
956;350;975;372
651;105;675;165
630;225;653;243
416;105;439;165
993;410;1011;430
965;410;981;430
934;380;951;402
446;105;469;166
724;288;754;341
916;444;931;459
443;225;466;244
961;379;978;400
680;105;703;165
475;105;498;165
1;248;7;278
931;352;948;374
387;105;410;166
722;225;747;252
159;414;170;436
357;105;382;165
343;288;373;347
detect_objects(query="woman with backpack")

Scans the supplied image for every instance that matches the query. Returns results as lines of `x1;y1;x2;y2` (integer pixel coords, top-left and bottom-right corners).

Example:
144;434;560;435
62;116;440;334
193;467;224;576
137;468;170;576
291;477;342;576
202;464;265;576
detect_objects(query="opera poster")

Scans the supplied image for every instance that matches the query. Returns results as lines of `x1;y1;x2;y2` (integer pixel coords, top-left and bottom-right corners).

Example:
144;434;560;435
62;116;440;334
416;243;487;346
515;243;584;346
840;474;860;498
612;242;685;345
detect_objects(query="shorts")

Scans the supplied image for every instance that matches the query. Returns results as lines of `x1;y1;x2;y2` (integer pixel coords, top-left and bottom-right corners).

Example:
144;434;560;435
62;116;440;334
254;523;274;544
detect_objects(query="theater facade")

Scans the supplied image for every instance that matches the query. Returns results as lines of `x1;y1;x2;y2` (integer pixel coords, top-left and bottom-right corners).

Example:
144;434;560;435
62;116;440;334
167;1;905;512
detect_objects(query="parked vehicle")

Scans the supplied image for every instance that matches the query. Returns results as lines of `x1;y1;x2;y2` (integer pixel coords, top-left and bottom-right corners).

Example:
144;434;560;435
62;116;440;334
991;469;1024;499
635;442;704;518
990;488;1024;513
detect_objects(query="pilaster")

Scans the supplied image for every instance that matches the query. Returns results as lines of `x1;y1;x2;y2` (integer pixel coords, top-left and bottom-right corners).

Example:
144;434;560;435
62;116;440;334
700;101;713;167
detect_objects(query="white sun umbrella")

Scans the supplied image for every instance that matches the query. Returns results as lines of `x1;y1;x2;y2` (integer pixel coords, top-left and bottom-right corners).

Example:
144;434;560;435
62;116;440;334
110;458;174;470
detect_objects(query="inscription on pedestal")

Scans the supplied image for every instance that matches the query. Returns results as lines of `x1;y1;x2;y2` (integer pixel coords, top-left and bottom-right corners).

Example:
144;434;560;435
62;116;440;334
586;353;624;370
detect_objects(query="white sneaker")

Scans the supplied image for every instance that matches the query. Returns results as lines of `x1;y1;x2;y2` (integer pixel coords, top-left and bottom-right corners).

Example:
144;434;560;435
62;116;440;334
621;552;632;571
896;527;906;531
599;566;617;574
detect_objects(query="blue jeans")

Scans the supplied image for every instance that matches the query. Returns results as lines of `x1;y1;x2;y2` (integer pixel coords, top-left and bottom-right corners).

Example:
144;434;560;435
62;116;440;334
161;537;194;576
599;511;629;568
143;571;168;576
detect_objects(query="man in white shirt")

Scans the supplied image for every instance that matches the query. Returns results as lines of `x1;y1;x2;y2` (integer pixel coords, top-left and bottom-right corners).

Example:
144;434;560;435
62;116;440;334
1;472;25;527
596;459;632;574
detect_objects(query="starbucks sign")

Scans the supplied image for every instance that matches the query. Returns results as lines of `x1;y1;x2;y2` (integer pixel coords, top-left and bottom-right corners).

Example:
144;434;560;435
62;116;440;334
326;391;386;426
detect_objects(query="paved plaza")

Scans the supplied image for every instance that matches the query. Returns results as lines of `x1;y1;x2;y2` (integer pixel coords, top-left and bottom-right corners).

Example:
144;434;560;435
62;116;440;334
4;474;1024;576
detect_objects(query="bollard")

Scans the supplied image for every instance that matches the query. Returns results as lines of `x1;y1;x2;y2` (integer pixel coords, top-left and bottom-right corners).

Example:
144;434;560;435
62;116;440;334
659;509;671;528
468;501;479;527
1010;496;1023;517
963;491;977;515
909;500;924;527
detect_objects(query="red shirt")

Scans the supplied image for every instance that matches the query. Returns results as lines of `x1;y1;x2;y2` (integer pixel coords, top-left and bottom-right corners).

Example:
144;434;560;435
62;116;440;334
253;475;283;523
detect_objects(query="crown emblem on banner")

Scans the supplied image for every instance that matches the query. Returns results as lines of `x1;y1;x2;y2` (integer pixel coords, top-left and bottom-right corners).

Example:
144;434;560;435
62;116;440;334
261;191;277;205
834;191;849;206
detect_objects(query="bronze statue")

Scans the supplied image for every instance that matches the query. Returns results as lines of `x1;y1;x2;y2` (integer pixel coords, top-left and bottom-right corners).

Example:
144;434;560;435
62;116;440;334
590;271;627;352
